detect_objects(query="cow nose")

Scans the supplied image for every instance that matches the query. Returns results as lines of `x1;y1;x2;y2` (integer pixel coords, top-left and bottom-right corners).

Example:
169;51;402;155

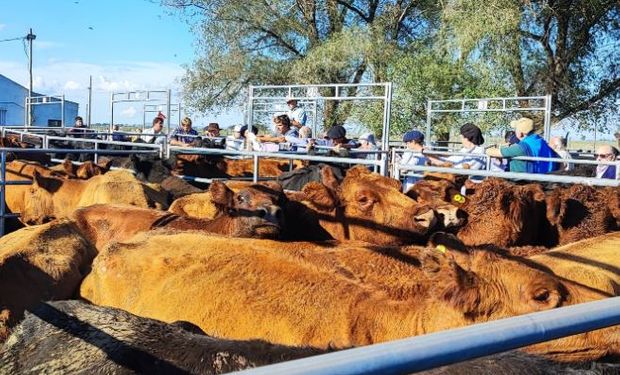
413;210;437;231
258;205;283;225
436;206;465;228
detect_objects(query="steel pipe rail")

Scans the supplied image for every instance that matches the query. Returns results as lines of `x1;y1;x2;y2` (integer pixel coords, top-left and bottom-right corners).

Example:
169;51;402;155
398;164;619;187
237;297;620;375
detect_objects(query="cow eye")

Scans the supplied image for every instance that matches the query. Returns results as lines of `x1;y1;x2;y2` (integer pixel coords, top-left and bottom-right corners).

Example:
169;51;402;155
236;194;248;203
533;289;550;302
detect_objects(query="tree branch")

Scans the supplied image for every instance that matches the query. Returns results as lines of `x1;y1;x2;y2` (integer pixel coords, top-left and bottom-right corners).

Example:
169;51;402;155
556;77;620;119
336;0;369;22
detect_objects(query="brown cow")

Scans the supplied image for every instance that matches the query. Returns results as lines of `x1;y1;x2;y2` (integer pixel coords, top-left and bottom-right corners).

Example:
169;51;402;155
49;158;112;179
455;178;551;247
1;300;327;374
0;136;49;164
173;154;304;178
0;220;96;341
80;232;617;361
545;184;620;246
406;178;467;231
20;170;163;225
284;165;437;245
72;181;286;250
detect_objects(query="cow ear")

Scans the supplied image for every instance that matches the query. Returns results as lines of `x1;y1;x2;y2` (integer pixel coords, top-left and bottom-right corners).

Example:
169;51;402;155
545;191;565;226
97;158;113;172
61;159;74;175
426;232;471;268
345;165;371;180
520;184;545;202
32;170;63;193
209;181;234;208
437;259;482;315
320;166;341;193
604;187;620;225
302;182;338;210
259;181;283;195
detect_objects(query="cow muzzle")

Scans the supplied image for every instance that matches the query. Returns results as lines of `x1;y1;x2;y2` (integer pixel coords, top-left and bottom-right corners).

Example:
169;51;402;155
257;205;284;226
435;205;466;229
413;210;437;232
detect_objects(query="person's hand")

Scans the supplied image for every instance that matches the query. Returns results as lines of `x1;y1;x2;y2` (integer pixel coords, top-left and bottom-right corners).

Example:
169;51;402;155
334;144;342;153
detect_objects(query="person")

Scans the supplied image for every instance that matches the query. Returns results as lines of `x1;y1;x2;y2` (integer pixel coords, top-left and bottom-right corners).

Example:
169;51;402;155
356;132;379;161
399;130;427;192
68;116;91;138
169;117;198;146
141;116;166;144
485;117;558;173
594;144;618;179
549;136;574;171
299;126;313;139
286;98;308;129
226;125;244;151
257;114;299;145
310;125;359;157
204;123;221;137
201;122;225;148
426;123;485;170
111;125;128;142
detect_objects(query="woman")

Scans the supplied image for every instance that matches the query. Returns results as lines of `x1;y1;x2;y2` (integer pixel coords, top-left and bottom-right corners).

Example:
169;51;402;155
427;123;485;170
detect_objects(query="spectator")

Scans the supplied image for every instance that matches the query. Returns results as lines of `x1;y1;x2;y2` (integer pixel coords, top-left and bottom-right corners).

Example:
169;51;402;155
399;130;427;192
505;130;519;146
594;144;618;179
226;125;244;151
549;136;574;171
286;98;308;129
141;116;166;145
68;116;92;138
204;123;221;137
426;123;485;170
257;114;299;144
485;117;558;173
111;124;128;142
169;117;198;147
358;133;378;151
299;126;313;139
201;122;225;149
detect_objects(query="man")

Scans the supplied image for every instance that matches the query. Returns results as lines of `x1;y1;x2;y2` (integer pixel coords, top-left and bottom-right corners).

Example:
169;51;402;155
286;98;308;129
68;116;91;138
485;117;558;173
594;144;619;179
204;123;221;137
111;125;128;142
549;136;574;171
399;130;427;192
257;114;299;144
226;125;244;151
169;117;198;147
201;123;225;149
141;116;166;145
426;123;485;170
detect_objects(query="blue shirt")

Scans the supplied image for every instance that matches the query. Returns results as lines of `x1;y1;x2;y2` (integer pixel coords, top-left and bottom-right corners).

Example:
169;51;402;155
169;127;198;144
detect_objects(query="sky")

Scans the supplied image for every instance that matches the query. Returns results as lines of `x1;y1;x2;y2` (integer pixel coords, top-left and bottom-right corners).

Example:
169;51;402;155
0;0;243;128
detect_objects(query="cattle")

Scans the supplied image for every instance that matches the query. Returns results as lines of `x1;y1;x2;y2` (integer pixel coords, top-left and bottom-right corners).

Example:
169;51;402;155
284;165;437;245
168;181;260;219
528;232;620;296
0;136;49;164
72;181;286;250
222;158;305;177
49;158;112;179
0;220;96;341
80;231;617;361
545;184;620;246
455;178;552;247
20;170;164;225
0;300;327;374
406;178;467;231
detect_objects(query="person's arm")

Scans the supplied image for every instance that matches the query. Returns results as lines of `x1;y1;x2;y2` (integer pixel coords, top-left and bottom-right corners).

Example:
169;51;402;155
257;134;286;143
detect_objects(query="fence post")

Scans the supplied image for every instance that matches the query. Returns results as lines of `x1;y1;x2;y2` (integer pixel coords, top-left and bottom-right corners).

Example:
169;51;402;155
94;141;99;164
0;151;6;236
253;154;259;183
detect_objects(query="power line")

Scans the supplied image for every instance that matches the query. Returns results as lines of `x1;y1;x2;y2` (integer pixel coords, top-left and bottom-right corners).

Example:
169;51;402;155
0;36;25;43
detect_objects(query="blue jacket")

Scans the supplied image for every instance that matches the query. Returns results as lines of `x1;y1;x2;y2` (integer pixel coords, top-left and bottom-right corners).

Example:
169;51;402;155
518;134;559;174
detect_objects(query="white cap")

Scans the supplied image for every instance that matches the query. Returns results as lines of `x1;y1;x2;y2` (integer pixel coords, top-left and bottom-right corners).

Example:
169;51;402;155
233;125;243;132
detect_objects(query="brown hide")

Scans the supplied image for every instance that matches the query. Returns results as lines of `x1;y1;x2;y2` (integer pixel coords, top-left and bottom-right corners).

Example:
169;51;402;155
545;185;620;246
72;181;286;250
80;232;617;360
0;220;96;341
168;181;261;219
173;155;304;178
223;158;305;177
456;178;548;246
49;159;112;179
285;166;437;245
20;170;158;225
406;179;466;231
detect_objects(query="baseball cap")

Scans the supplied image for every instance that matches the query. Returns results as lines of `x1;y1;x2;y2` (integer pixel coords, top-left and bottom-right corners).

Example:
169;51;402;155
233;125;243;132
326;125;346;139
403;130;424;143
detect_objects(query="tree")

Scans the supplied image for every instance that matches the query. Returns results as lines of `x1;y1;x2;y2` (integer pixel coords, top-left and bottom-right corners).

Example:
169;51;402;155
442;0;620;131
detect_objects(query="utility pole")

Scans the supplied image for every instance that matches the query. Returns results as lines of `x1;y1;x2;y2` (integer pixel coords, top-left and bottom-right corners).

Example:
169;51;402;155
26;28;36;127
87;75;93;127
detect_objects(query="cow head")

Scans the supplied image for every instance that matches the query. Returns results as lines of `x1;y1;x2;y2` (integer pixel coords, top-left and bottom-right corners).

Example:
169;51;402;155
406;179;466;231
546;185;619;246
301;166;436;245
20;171;64;225
57;159;112;179
456;179;546;246
208;180;286;239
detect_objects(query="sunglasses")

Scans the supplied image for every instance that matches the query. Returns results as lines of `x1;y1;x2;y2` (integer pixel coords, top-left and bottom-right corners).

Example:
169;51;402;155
594;153;612;158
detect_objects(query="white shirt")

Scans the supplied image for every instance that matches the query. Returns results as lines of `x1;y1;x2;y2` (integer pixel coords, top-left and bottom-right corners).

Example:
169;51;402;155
399;151;426;192
141;127;166;145
226;136;244;151
287;106;307;127
443;145;486;170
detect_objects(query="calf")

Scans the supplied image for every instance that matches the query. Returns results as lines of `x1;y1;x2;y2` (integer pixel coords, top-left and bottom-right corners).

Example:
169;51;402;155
72;181;286;250
0;300;326;374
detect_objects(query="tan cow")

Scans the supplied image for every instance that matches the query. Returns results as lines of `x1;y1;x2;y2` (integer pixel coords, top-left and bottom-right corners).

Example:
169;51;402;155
20;170;164;225
72;181;286;250
0;219;96;341
80;232;617;361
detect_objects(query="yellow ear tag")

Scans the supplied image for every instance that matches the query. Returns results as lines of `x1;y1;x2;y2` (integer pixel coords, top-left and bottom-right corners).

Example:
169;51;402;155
436;245;447;254
452;194;466;204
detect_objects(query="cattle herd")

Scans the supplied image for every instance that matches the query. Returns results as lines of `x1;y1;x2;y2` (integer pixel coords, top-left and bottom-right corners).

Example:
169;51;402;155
0;134;619;374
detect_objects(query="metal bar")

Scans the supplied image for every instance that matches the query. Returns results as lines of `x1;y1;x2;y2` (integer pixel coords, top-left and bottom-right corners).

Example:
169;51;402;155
429;108;547;113
429;96;547;104
425;99;432;146
249;96;387;101
543;94;552;141
238;297;620;375
61;94;65;127
0;151;6;236
398;164;619;187
0;148;158;155
166;89;172;134
253;154;259;183
253;83;388;90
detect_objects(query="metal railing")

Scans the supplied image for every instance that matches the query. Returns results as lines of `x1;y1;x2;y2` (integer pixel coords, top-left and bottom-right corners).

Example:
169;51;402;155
237;296;620;375
391;148;620;187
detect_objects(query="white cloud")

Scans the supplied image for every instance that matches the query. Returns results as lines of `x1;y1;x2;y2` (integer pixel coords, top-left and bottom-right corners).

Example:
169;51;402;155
63;80;80;90
121;106;137;118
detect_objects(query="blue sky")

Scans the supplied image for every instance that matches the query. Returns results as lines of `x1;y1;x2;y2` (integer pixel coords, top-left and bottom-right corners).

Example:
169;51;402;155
0;0;243;128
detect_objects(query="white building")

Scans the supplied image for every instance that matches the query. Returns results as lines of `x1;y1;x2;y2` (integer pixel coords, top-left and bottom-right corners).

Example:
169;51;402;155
0;74;78;127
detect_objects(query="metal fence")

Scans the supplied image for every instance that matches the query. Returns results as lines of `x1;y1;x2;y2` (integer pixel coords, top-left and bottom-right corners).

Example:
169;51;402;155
237;297;620;375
